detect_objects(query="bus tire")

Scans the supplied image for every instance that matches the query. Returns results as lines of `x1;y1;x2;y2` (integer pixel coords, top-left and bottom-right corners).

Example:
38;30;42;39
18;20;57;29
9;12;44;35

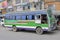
12;26;17;32
36;27;43;35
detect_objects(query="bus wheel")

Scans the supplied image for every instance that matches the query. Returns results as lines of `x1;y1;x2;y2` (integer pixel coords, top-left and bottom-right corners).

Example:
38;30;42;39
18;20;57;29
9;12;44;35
36;27;43;35
12;26;17;32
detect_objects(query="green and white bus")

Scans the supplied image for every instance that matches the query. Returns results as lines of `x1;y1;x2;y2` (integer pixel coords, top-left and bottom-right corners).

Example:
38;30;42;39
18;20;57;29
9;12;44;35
3;10;56;34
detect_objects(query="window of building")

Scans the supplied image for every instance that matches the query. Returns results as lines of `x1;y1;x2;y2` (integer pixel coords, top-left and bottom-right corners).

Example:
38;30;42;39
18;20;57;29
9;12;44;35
16;5;21;9
28;6;30;9
16;5;23;11
36;3;39;5
22;0;29;3
23;6;25;10
15;0;21;4
8;8;13;12
34;5;36;8
7;0;12;6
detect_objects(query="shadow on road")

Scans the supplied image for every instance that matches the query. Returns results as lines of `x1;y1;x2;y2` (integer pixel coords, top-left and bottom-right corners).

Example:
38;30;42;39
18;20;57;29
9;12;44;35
43;29;60;35
43;31;55;35
9;29;60;35
16;30;58;35
18;30;36;33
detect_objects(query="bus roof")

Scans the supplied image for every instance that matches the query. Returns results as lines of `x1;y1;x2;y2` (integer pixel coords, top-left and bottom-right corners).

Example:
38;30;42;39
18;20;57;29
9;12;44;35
5;10;47;16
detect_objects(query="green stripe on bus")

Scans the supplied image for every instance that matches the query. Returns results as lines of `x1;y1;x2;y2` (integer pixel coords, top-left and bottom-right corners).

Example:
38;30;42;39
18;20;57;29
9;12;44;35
5;22;48;27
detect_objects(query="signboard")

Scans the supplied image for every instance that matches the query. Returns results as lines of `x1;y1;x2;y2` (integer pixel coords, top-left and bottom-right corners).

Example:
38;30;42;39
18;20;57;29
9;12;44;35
1;9;6;14
0;3;3;9
2;1;8;8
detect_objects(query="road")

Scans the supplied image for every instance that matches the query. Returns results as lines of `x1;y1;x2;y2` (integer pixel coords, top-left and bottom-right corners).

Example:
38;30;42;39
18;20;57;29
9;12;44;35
0;26;60;40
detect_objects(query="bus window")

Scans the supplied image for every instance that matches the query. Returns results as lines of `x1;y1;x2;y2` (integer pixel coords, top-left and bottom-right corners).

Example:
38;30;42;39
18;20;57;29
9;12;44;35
36;15;40;19
5;15;10;20
14;16;16;20
15;15;21;20
32;15;35;20
26;15;29;20
21;15;26;20
10;16;13;20
29;15;35;20
41;14;47;24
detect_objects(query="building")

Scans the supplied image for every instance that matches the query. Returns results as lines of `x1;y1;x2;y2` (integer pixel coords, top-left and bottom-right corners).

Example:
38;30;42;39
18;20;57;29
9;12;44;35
6;0;45;12
2;0;7;14
2;0;60;14
44;0;60;15
0;2;4;20
0;0;8;22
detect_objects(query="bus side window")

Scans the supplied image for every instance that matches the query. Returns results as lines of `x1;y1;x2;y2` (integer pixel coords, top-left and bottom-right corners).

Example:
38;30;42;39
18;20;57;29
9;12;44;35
32;15;35;20
21;15;35;20
26;15;29;20
29;15;35;20
21;15;26;20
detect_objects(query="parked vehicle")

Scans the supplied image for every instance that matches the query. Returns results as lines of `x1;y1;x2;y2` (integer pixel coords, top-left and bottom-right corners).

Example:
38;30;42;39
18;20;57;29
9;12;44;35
3;10;56;34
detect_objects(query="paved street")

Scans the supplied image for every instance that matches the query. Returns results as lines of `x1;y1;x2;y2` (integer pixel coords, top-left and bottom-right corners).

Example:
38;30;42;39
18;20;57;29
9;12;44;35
0;26;60;40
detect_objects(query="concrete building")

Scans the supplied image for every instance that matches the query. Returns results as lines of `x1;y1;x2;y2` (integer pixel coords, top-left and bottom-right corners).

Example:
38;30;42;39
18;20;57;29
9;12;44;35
0;2;5;22
6;0;45;12
3;0;60;14
44;0;60;15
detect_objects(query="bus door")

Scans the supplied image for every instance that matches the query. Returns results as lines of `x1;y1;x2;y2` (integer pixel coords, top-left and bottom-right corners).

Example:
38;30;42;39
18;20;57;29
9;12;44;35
41;14;47;24
35;15;41;24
